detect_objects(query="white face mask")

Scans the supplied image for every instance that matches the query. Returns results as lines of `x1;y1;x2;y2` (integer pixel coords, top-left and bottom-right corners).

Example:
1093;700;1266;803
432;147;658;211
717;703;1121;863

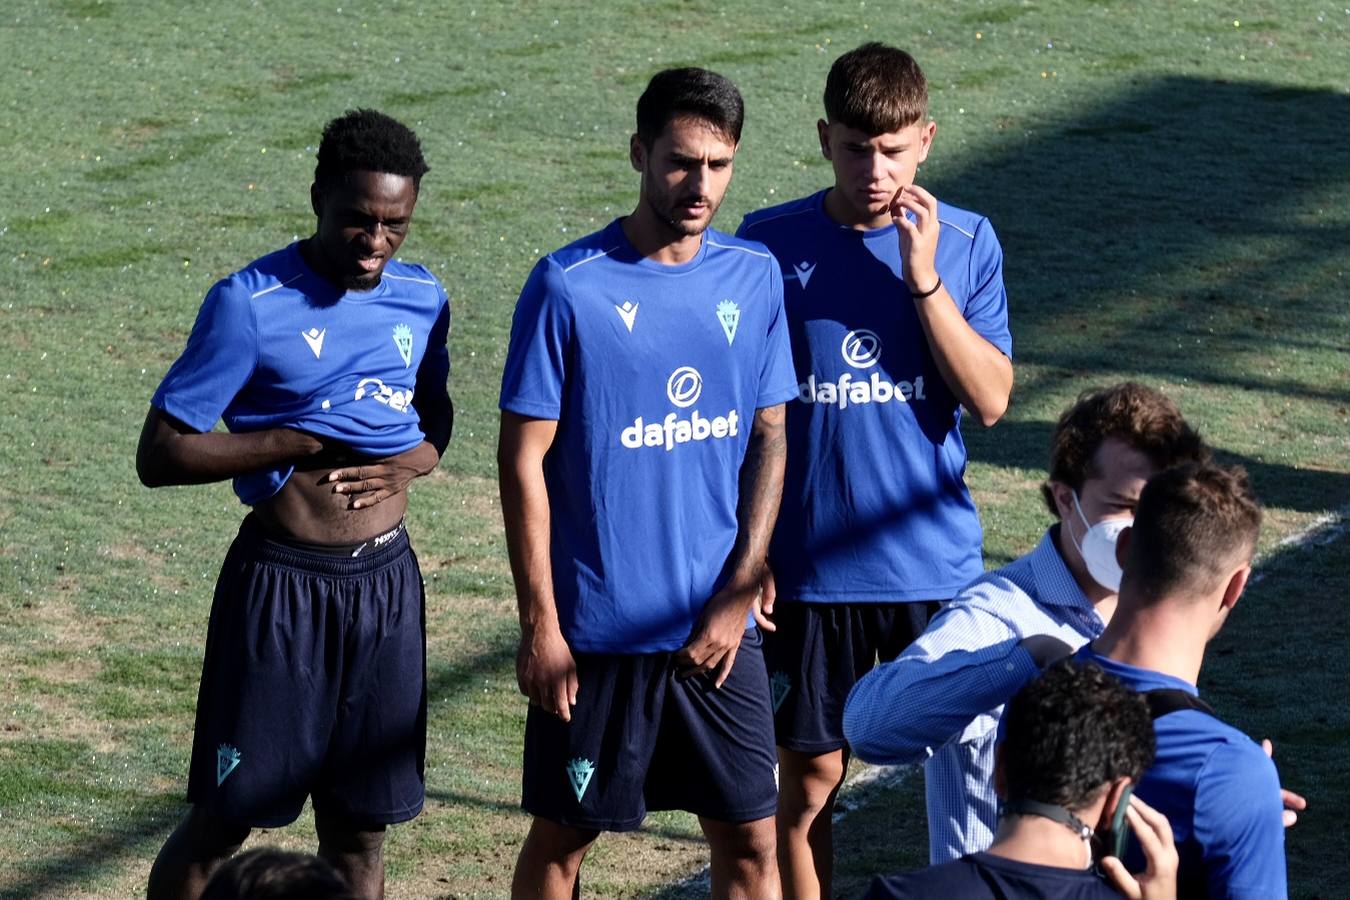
1071;492;1131;593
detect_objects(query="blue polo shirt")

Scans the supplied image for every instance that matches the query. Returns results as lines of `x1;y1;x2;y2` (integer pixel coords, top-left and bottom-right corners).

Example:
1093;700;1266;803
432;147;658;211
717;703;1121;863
152;242;450;504
738;190;1011;602
500;219;798;653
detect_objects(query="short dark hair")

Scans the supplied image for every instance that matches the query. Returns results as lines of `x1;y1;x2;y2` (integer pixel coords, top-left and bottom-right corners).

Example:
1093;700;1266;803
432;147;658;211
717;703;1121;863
1002;660;1155;812
1123;461;1263;601
314;108;429;191
1042;382;1208;517
201;849;358;900
823;42;928;134
635;67;744;148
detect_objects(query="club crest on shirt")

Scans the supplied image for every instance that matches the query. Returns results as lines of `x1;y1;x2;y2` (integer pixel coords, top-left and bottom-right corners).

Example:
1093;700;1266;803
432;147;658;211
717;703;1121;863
392;323;414;368
716;300;740;345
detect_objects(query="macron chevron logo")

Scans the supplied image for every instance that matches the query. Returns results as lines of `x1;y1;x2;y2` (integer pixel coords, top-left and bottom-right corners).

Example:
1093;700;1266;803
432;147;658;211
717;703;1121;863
615;300;639;332
302;327;326;359
793;261;816;288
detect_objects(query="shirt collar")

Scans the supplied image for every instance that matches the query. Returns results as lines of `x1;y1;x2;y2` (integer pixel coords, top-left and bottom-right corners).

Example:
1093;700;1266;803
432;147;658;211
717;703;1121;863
1029;526;1097;616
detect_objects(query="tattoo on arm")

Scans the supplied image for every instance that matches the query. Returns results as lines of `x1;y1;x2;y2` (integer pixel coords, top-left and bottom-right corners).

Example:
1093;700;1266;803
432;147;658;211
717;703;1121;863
729;404;786;584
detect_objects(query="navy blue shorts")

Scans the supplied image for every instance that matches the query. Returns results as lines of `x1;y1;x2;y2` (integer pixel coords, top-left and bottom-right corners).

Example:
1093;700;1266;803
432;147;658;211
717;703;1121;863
522;628;779;831
763;601;939;754
186;516;427;827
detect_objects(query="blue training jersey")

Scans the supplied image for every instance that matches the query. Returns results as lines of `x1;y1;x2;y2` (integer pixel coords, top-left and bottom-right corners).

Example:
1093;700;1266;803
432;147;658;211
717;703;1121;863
499;219;799;654
152;242;451;504
1080;649;1287;900
738;190;1011;603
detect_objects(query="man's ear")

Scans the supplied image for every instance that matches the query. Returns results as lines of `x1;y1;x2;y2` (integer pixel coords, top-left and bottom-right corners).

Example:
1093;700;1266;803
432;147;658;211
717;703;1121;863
993;743;1008;800
1114;525;1133;570
817;119;832;160
310;182;323;218
1048;480;1076;523
1094;776;1133;834
629;133;646;173
917;119;937;164
1221;563;1250;614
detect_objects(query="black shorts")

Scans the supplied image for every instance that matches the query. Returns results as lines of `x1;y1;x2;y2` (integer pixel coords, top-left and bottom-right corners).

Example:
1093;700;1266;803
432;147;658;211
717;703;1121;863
522;628;779;832
185;516;427;827
763;601;940;754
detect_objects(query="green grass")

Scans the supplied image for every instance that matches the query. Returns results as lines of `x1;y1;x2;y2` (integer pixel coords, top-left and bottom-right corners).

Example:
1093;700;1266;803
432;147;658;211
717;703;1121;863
1;0;1347;896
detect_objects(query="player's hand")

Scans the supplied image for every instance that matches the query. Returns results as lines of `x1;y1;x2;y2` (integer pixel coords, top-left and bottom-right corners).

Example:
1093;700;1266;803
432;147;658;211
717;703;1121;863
517;623;578;722
1100;794;1178;900
752;567;777;633
1261;738;1307;827
889;183;941;297
1019;633;1074;668
325;442;439;509
676;578;758;688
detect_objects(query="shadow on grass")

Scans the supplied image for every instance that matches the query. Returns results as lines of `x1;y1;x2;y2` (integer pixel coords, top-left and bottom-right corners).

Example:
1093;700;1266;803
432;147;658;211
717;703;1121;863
0;793;181;900
925;76;1349;406
963;418;1350;516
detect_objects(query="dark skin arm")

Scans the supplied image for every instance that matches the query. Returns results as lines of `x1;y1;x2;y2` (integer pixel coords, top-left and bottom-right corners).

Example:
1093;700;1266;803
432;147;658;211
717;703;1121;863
674;403;787;687
324;309;453;507
498;412;577;721
135;407;323;487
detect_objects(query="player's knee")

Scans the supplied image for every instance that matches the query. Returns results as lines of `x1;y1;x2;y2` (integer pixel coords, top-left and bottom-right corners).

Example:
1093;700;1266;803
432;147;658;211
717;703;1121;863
183;805;251;857
314;816;386;858
707;817;776;868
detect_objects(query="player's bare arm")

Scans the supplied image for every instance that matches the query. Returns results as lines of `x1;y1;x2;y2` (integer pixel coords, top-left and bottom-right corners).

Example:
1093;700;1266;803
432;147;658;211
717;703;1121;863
499;410;578;722
891;183;1012;426
136;406;323;487
675;402;786;687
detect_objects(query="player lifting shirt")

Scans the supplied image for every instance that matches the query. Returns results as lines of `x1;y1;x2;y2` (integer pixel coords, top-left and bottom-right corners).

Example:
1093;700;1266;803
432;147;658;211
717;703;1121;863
137;109;451;900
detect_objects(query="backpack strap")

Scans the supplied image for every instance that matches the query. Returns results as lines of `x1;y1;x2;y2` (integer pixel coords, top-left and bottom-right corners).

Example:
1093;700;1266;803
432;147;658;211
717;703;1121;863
1145;688;1217;719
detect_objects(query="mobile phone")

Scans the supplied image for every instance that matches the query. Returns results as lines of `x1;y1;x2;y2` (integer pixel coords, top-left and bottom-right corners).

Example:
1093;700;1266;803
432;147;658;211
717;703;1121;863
1109;784;1135;859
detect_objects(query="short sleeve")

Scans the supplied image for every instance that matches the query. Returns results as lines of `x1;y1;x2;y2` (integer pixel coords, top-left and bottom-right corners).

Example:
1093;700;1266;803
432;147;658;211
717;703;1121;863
1193;738;1288;900
499;257;573;420
962;218;1013;359
756;261;800;408
150;278;259;432
417;289;451;389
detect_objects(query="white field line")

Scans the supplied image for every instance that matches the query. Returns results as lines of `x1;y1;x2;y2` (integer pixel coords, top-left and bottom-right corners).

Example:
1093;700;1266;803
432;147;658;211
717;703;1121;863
1249;502;1350;584
666;502;1349;892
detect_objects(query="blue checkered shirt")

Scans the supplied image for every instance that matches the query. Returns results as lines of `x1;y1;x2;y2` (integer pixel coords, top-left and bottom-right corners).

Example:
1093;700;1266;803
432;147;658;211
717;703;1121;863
842;527;1105;863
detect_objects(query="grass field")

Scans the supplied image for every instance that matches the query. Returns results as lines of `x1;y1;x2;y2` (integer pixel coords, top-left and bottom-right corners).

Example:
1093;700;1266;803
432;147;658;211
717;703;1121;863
1;0;1347;897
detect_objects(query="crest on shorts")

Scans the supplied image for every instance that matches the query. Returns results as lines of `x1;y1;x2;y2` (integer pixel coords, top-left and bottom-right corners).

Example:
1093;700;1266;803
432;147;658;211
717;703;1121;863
715;300;740;346
769;671;792;713
566;757;595;802
217;743;242;786
392;323;414;368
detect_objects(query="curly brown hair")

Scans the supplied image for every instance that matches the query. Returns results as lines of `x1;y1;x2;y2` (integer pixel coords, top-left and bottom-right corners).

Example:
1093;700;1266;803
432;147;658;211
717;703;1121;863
1042;382;1208;517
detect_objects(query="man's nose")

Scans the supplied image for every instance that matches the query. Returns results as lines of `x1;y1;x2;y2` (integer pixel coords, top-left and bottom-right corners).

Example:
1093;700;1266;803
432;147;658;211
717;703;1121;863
868;151;887;183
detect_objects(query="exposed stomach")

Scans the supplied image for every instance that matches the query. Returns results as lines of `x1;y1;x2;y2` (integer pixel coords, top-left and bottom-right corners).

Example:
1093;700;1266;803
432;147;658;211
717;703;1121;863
251;456;408;545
